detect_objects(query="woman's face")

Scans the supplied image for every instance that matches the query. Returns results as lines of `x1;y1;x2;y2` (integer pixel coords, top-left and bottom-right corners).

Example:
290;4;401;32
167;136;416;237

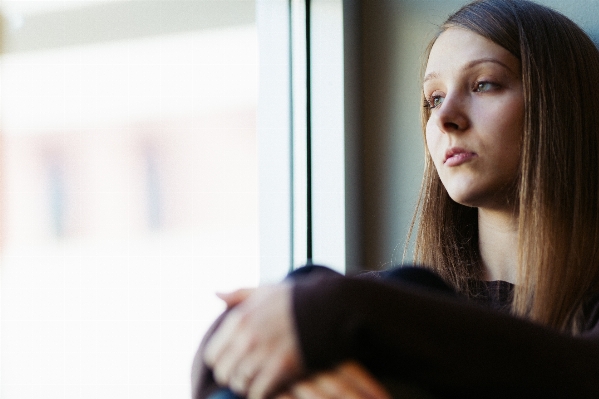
423;27;523;210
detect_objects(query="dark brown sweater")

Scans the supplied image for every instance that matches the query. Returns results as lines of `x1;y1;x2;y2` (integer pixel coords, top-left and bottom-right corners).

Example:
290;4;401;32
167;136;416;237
293;267;599;398
192;266;599;398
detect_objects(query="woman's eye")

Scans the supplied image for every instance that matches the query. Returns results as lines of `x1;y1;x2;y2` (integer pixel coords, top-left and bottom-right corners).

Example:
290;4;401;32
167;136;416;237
425;95;444;109
475;81;495;92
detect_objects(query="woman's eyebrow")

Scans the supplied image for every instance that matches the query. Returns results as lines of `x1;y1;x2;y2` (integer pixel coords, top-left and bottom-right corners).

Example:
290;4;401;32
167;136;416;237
423;72;439;84
423;57;517;84
465;57;517;75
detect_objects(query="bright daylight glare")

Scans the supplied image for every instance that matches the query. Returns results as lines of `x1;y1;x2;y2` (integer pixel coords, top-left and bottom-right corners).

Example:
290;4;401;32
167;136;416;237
0;1;259;398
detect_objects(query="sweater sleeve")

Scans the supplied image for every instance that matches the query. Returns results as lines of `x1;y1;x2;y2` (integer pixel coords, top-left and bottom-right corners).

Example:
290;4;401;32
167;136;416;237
292;273;599;398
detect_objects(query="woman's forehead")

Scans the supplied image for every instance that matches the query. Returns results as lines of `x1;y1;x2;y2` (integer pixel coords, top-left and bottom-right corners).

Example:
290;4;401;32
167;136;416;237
425;27;519;79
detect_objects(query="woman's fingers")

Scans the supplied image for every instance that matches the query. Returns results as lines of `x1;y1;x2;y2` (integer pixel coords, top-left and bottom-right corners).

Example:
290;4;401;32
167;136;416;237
216;288;256;308
247;342;303;399
288;380;327;399
280;374;356;399
228;345;263;395
276;361;392;399
204;309;245;385
204;285;389;399
204;283;303;399
335;361;392;399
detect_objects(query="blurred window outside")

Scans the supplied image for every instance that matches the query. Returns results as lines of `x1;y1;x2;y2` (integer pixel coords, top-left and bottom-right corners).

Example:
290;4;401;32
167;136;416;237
1;1;259;398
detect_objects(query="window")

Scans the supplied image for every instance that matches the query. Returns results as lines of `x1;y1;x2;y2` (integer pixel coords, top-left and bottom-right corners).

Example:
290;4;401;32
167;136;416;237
1;2;258;398
0;1;350;397
258;0;346;282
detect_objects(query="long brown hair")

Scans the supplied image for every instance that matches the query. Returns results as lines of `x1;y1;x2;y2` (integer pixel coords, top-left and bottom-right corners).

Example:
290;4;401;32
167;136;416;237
413;0;599;332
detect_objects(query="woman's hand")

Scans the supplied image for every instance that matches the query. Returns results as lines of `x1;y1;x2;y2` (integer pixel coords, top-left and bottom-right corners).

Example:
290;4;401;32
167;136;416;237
275;361;391;399
203;283;303;399
216;288;256;308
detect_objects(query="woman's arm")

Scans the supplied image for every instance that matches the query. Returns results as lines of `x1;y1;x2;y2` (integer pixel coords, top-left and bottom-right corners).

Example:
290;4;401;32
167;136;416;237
196;266;599;398
293;273;599;398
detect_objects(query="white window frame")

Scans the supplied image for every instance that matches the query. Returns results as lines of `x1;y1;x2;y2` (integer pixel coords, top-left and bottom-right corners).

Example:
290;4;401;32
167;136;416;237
257;0;346;283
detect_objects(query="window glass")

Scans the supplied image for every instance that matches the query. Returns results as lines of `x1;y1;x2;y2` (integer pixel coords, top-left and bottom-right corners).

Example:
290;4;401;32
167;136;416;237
0;2;258;398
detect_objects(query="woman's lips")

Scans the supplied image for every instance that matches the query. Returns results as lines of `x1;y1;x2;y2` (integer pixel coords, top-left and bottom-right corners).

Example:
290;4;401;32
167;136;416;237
444;148;477;166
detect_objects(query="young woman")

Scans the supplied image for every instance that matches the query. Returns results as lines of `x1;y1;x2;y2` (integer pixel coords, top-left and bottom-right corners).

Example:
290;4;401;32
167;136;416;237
193;0;599;397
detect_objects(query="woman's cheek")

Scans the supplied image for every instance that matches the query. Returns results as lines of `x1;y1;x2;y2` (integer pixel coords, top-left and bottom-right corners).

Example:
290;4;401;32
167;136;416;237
425;125;442;169
425;124;435;155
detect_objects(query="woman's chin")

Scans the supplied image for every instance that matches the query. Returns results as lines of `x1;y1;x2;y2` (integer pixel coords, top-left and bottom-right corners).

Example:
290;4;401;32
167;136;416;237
446;188;490;209
445;186;480;207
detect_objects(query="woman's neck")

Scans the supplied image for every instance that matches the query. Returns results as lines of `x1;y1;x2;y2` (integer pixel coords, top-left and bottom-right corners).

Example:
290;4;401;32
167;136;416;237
478;208;518;283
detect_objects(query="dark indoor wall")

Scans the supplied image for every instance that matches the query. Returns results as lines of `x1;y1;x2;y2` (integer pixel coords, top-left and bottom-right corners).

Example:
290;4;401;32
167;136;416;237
344;0;599;272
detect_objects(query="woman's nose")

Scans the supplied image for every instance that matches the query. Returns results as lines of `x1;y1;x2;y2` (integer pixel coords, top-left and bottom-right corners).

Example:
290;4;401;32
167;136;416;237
435;93;469;133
